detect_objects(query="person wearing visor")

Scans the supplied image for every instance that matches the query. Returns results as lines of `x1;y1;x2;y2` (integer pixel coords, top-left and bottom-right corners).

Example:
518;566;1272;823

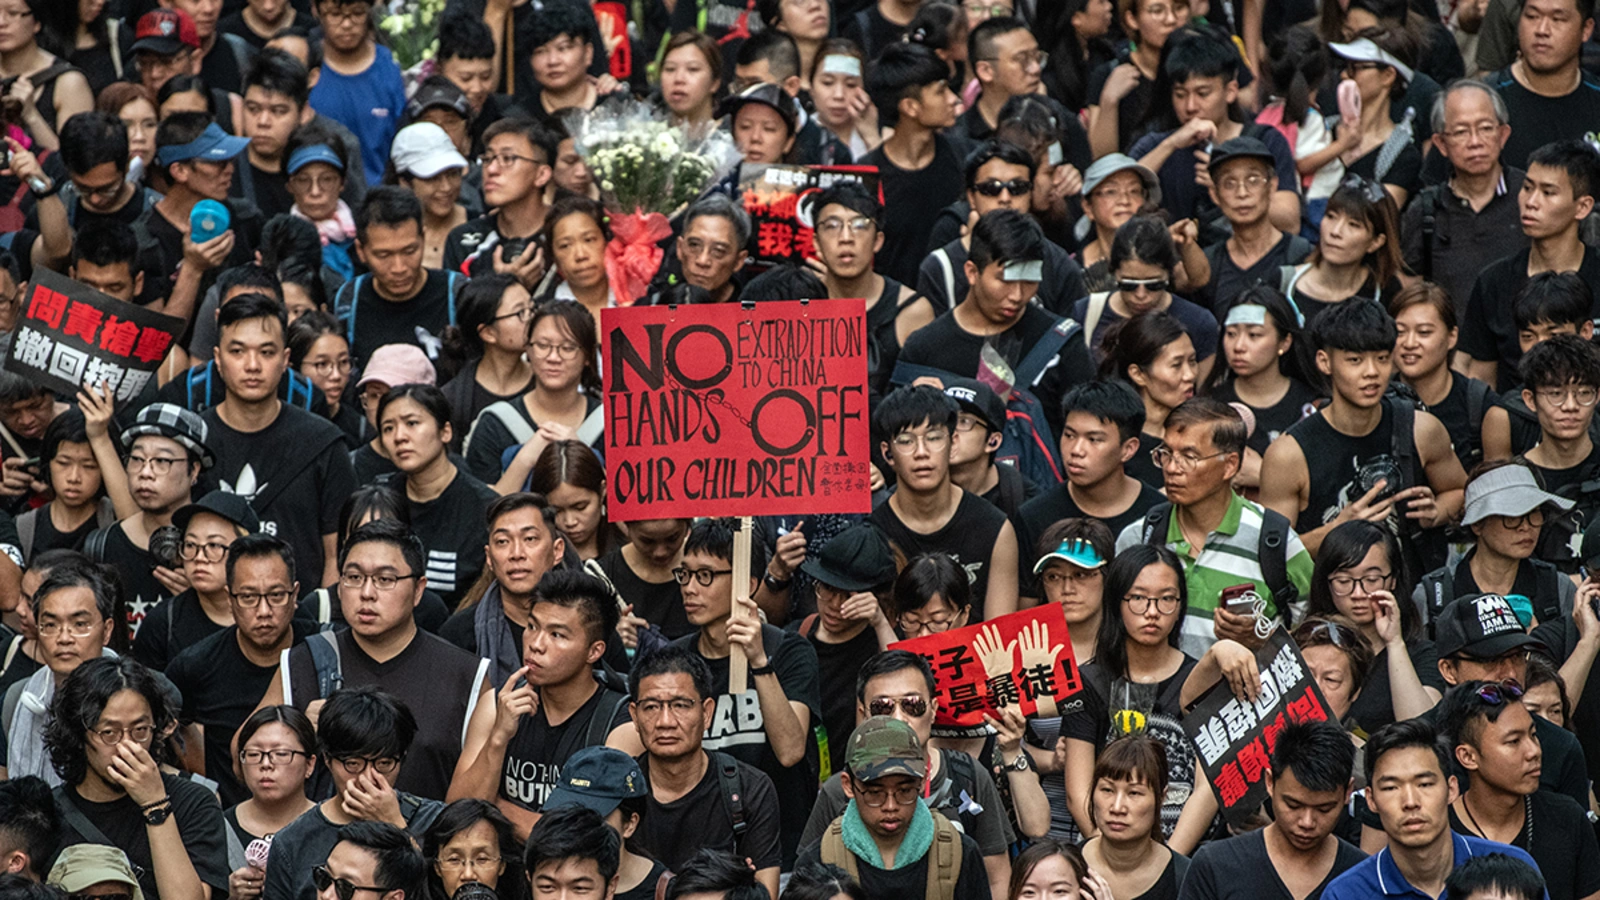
1077;153;1206;295
284;125;357;280
540;746;669;899
720;82;798;166
391;123;472;271
402;76;474;159
1416;461;1577;634
1196;137;1313;313
1327;33;1422;207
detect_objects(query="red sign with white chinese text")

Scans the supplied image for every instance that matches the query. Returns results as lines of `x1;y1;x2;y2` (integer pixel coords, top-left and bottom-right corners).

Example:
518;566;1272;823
737;164;882;266
889;604;1082;738
5;269;184;401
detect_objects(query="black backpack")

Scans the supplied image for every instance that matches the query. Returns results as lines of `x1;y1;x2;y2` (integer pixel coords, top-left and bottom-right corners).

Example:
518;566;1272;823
1417;557;1564;636
1139;501;1299;619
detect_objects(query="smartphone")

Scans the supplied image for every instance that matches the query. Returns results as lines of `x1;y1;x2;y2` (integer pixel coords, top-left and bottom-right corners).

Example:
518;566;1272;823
1220;584;1255;617
190;199;230;244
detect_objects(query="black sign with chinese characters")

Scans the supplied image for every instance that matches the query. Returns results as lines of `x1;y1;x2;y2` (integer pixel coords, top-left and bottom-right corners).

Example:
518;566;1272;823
737;163;882;266
4;269;184;401
1182;629;1333;828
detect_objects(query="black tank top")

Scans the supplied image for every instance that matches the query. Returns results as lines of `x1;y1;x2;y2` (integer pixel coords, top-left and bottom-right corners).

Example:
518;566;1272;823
865;276;910;396
1285;398;1416;535
1211;379;1321;455
868;490;1008;619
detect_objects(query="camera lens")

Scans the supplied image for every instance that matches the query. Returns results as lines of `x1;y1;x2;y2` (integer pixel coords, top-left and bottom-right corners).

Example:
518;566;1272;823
452;883;499;900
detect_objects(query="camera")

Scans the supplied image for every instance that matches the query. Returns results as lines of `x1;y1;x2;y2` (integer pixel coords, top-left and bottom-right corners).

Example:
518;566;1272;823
453;883;499;900
497;236;541;264
149;525;184;570
1356;455;1405;502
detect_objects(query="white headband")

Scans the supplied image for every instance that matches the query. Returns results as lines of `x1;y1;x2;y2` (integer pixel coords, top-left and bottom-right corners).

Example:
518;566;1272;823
1002;260;1044;282
820;55;862;77
1225;304;1269;327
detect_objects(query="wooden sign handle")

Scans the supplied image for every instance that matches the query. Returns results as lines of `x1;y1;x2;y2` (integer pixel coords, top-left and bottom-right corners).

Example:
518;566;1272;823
729;516;754;695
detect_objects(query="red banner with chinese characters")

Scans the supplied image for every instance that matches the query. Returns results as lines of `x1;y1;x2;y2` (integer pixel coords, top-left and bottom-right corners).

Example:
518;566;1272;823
737;164;882;266
4;269;184;401
1183;629;1333;828
601;299;871;521
889;604;1082;738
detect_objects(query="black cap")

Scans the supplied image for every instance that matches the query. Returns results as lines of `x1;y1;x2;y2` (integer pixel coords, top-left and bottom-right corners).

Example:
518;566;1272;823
541;746;648;816
172;489;261;536
1207;136;1277;175
715;82;798;136
943;378;1005;434
800;523;896;592
1434;593;1543;660
405;77;472;123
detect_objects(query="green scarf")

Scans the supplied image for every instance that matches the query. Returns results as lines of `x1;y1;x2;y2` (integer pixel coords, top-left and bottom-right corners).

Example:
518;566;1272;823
840;798;935;870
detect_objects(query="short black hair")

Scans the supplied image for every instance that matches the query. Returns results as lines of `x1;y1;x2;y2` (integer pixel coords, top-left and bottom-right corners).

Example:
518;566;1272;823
1364;717;1452;787
71;220;139;270
968;15;1030;71
58;111;127;177
1060;379;1146;443
482;117;560;164
630;644;714;702
736;29;801;81
1163;26;1240;84
1520;332;1600;390
1109;215;1178;274
260;213;324;272
866;41;949;129
225;533;297;589
38;408;90;493
318;686;418;761
1527;138;1600;202
0;777;60;880
355;185;424;243
854;649;936;702
523;805;621;885
739;264;827;302
336;821;426;900
533;568;621;646
339;515;428;579
665;850;767;900
1446;854;1547;900
438;9;495;61
217;291;289;338
1513;271;1592;331
31;559;120;627
682;517;766;573
874;383;958;439
813;181;882;227
154;111;214;178
522;0;592;52
1270;720;1356;793
218;263;284;301
963;139;1037;188
270;26;322;70
969;207;1045;271
1309;297;1398;353
1439;680;1526;751
244;48;309;107
0;874;65;900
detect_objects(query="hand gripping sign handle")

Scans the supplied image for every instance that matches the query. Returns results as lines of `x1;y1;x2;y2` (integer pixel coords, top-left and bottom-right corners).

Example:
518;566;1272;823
729;516;754;696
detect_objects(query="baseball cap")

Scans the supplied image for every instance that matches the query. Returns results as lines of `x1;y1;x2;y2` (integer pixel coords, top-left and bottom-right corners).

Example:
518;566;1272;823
799;523;895;593
847;716;924;781
405;76;473;123
1329;37;1414;84
542;746;649;816
357;344;438;389
286;144;345;176
391;123;470;179
1434;593;1543;661
1207;136;1277;175
131;8;200;56
716;82;798;136
1080;153;1161;205
121;402;214;471
173;489;261;535
943;377;1005;434
157;122;250;166
49;844;146;900
1461;464;1573;526
1033;537;1107;575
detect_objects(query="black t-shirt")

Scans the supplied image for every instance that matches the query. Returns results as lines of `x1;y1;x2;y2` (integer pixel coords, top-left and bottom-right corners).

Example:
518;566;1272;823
596;546;692;639
1282;399;1417;537
839;3;906;59
916;234;1089;318
378;468;496;608
1182;829;1366;900
1343;140;1423;200
199;38;247;94
1198;233;1313;314
1014;480;1165;593
1530;615;1600;803
1344;637;1445;737
1486;68;1600;171
980;462;1038;520
1460;246;1600;391
296;585;453;634
463;393;602;484
635;753;783;873
166;620;319;806
26;504;99;558
793;828;991;900
1128;125;1299;248
1072;294;1221;366
862;136;965;286
615;860;670;900
1416;371;1497;474
134;199;262;305
130;589;227;672
438;605;521;655
869;490;1009;620
1447;791;1600;900
441;213;536;279
57;775;231;900
798;622;878;755
231;161;294;220
499;685;631;810
1088;50;1158;153
1210;378;1321;455
1525;443;1600;574
672;625;822;869
217;9;316;49
0;625;39;697
201;404;355;588
284;629;485;800
97;521;176;641
342;269;460;367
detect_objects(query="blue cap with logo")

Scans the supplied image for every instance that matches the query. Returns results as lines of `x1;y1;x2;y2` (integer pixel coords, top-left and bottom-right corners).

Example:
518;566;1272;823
158;122;250;166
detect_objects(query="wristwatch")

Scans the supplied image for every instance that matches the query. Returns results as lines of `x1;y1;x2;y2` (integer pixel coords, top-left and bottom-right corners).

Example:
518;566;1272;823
762;572;792;592
1003;752;1033;774
142;801;173;826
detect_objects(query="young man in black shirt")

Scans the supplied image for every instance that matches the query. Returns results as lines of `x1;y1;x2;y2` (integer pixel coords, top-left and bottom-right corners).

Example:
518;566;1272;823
1014;380;1164;599
944;378;1037;518
537;749;667;900
840;0;919;59
68;222;144;305
1438;680;1600;900
628;646;783;899
1182;720;1366;900
201;292;354;588
1509;335;1600;573
1197;136;1313;313
954;17;1047;146
341;187;467;367
26;113;161;234
1483;0;1600;172
164;533;316;806
522;806;625;900
51;657;230;900
314;822;427;900
235;51;319;220
1459;140;1600;392
862;42;965;286
441;118;554;283
597;517;694;641
449;568;641;838
438;492;564;678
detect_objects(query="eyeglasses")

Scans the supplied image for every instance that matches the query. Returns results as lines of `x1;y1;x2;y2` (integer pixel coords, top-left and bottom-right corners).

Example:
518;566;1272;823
634;697;700;717
1474;679;1525;705
330;756;402;775
37;618;101;638
1340;173;1387;205
312;865;389;900
289;172;342;193
1118;277;1170;296
1217;172;1270;194
898;612;959;634
891;429;949;452
1497;509;1546;530
127;454;184;475
1343;60;1385;73
493;306;534;324
531;339;581;359
240;748;310;766
683;236;737;262
478;151;543;169
817;215;874;236
436;854;503;873
1443;122;1503;144
1041;569;1102;588
953;414;987;433
73;176;125;201
980;49;1048;68
1535;386;1599;407
853;781;921;807
308;357;352;377
180;540;230;562
963;2;1013;15
318;5;371;24
91;723;154;745
339;571;419;592
1151;447;1225;471
972;178;1033;197
230;588;297;608
1125;593;1181;615
672;566;733;586
1092;185;1147;203
1326;570;1393;596
868;696;929;718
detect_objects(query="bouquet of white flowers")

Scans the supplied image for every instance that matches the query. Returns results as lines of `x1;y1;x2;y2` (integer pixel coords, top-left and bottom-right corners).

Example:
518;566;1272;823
569;100;739;305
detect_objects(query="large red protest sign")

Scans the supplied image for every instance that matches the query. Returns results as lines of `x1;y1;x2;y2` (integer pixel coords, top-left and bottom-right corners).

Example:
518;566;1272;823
4;269;184;401
737;164;882;266
602;299;872;521
1183;629;1332;829
889;604;1082;737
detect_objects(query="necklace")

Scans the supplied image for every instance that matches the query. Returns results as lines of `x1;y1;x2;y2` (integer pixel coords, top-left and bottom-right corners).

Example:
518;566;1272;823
1460;794;1532;846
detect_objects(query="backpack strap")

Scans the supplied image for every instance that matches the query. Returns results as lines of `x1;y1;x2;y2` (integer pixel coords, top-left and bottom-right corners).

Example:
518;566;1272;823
927;811;962;900
57;787;118;846
652;870;672;900
890;359;961;388
446;272;460;326
576;404;605;447
853;8;874;56
15;508;32;564
798;613;819;638
1372;107;1415;184
1014;315;1079;388
83;526;108;564
1389;397;1417;492
0;633;22;680
1082;291;1112;350
1140;502;1174;545
466;401;537;460
306;629;344;700
819;817;860;882
1256;506;1297;620
1532;560;1564;625
107;18;122;78
584;688;627;749
314;587;332;624
342;275;369;345
712;751;747;838
932;247;957;311
1465;378;1491;434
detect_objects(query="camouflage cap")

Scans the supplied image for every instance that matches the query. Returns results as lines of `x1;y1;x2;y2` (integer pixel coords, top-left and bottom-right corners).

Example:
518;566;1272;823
847;715;925;782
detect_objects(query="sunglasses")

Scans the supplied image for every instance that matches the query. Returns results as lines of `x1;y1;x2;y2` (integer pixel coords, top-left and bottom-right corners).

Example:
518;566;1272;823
1474;679;1524;705
972;178;1033;197
868;696;929;718
1339;173;1387;205
312;865;388;900
1117;277;1169;295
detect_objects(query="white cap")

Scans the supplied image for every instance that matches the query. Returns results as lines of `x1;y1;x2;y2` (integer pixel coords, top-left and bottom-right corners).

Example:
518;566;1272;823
390;122;469;179
1329;38;1414;85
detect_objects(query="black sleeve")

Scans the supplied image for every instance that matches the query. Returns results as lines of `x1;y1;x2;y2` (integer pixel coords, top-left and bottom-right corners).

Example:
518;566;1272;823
170;776;232;894
438;610;478;652
1060;666;1106;745
316;441;357;539
1380;144;1424;198
735;765;784;872
131;603;171;670
416;590;453;634
1459;272;1500;361
1176;843;1220;900
1570;794;1600;900
955;837;994;900
771;629;823;721
166;652;198;724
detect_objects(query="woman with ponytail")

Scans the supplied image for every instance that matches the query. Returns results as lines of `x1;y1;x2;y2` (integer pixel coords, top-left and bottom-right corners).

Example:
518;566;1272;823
439;273;536;451
1258;26;1351;233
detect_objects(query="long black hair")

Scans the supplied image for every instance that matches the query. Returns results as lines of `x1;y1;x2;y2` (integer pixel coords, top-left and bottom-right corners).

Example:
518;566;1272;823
1206;284;1321;393
43;657;173;788
1305;520;1419;641
1094;544;1189;679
